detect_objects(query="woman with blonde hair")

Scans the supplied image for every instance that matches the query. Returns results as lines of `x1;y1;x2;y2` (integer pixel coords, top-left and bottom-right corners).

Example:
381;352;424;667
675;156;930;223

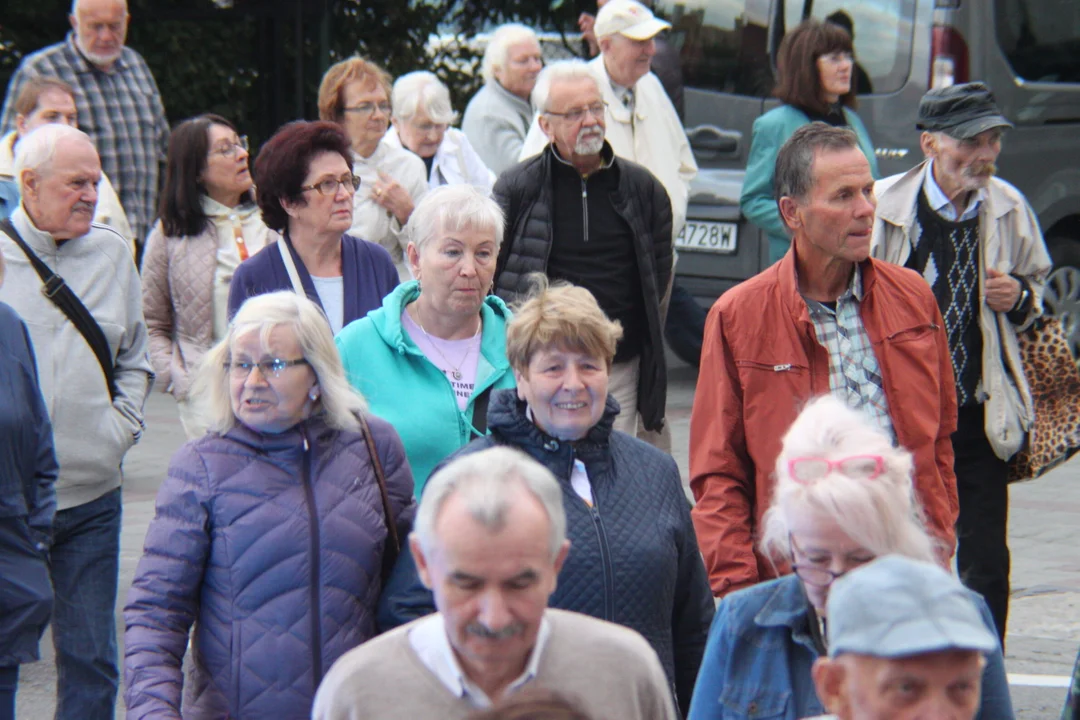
124;291;415;719
687;395;1012;720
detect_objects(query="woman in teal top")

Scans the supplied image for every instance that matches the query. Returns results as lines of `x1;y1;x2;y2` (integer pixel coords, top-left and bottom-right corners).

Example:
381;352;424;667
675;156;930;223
335;185;515;495
741;19;880;264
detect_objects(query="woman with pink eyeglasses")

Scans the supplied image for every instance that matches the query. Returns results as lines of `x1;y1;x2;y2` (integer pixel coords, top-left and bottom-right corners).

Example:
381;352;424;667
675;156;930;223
687;394;1012;720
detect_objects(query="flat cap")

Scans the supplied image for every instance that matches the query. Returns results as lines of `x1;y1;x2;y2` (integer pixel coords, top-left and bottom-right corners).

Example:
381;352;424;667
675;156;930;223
916;82;1013;139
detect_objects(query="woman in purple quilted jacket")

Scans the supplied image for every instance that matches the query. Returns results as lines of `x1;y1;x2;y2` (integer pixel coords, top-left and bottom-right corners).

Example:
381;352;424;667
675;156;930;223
123;291;415;719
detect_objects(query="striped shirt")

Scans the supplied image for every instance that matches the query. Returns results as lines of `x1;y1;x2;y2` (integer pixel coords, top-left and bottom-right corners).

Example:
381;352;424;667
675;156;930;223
1;33;169;244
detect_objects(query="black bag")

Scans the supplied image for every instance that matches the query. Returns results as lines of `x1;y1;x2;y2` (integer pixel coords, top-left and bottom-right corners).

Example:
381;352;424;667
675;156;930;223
1;218;117;400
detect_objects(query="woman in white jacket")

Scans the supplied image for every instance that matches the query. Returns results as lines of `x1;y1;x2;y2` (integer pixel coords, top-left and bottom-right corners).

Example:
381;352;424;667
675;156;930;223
386;71;496;193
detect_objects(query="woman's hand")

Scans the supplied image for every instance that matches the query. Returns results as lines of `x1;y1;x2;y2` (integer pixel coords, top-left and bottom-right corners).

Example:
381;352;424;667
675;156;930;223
372;171;415;226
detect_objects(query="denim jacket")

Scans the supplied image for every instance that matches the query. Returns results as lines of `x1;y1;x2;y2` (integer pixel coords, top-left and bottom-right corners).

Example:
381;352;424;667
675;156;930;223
688;574;1014;720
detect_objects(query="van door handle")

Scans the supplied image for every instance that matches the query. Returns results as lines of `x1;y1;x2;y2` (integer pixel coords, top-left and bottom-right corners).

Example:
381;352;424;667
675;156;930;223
687;125;741;155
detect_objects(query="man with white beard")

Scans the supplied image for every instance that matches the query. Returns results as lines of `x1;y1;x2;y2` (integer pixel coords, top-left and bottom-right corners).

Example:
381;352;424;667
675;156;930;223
1;0;170;250
492;60;673;438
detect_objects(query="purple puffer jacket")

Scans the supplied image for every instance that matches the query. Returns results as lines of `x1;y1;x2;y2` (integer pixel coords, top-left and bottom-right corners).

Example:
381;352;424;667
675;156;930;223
123;413;415;720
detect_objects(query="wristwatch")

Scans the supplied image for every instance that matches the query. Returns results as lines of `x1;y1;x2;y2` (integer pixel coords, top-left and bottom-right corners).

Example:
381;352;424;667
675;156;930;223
1012;284;1031;312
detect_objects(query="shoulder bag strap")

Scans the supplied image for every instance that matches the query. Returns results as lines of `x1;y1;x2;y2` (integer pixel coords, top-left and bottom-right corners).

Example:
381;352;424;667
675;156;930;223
355;411;401;580
1;218;117;400
276;236;306;296
470;385;493;439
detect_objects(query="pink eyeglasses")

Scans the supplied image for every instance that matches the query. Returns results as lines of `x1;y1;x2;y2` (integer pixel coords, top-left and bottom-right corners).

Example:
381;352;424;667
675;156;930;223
786;455;885;484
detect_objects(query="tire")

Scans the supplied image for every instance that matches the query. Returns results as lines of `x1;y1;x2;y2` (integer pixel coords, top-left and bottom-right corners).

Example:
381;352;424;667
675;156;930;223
1043;233;1080;358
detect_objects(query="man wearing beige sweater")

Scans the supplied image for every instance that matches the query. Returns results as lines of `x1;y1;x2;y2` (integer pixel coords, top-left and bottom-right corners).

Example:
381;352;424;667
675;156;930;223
312;447;678;720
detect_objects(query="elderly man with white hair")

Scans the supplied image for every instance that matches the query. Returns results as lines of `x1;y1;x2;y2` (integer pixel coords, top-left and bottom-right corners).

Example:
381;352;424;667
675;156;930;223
519;0;695;240
0;123;151;719
492;60;673;440
387;71;496;191
313;446;678;720
1;0;170;250
462;24;544;175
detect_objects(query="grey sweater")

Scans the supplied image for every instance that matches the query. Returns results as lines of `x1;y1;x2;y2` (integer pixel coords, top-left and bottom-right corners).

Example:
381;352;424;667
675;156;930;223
313;608;678;720
462;80;534;176
0;206;151;510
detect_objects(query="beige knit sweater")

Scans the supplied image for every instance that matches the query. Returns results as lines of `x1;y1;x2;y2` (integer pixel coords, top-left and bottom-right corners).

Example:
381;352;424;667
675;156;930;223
312;609;678;720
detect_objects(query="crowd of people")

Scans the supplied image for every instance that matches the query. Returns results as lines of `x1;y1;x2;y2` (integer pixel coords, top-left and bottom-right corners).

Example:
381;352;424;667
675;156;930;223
0;0;1077;718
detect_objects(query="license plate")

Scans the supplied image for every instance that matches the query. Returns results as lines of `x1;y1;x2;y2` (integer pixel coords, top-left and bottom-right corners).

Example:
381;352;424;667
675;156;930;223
675;220;738;254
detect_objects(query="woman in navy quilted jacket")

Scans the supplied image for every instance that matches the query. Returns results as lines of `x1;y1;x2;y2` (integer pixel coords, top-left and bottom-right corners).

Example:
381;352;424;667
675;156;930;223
123;291;415;720
378;277;715;718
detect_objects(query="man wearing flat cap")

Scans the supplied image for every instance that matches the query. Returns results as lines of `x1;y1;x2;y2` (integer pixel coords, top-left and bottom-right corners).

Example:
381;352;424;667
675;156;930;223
871;82;1051;645
809;555;1002;720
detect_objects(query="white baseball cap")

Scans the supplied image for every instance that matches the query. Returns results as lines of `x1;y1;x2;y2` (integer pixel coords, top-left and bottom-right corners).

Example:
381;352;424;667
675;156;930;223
594;0;671;41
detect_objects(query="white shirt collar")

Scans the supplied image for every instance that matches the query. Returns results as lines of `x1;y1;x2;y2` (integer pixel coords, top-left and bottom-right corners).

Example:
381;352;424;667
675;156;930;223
408;613;551;708
923;160;984;222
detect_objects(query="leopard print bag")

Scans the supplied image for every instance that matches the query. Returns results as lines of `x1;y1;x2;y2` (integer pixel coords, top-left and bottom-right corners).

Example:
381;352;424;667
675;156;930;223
1008;316;1080;483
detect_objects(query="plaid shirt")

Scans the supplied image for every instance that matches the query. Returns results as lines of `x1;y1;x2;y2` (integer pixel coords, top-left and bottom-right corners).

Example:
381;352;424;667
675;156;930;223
805;268;895;437
1;33;169;244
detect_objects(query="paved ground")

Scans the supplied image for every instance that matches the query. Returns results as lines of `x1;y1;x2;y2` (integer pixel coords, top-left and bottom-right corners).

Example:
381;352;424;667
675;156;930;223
16;368;1080;717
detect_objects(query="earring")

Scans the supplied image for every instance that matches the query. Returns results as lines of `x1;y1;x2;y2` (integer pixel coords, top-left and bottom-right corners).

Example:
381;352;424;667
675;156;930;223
309;390;320;402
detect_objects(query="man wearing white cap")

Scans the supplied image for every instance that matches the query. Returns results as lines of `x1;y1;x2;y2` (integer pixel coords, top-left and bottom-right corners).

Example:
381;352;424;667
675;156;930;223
809;555;1000;720
519;0;696;243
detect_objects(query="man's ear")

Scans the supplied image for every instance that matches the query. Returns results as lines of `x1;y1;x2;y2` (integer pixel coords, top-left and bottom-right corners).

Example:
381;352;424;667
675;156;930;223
409;535;434;590
538;114;555;142
919;131;938;160
812;657;848;714
69;13;78;33
19;169;38;200
778;195;802;232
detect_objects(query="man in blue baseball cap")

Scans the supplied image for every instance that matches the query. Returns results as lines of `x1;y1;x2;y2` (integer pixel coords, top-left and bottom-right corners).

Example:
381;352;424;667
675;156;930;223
810;555;1000;720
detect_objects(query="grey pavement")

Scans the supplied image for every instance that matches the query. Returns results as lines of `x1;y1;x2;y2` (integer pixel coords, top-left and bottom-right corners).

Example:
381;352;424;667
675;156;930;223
16;370;1080;718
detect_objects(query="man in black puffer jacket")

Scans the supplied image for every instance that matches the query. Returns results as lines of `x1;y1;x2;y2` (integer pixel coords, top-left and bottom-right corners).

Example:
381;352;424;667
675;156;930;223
492;61;673;437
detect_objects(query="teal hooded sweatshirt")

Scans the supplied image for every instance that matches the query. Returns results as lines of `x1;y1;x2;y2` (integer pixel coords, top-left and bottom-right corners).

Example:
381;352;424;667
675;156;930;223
335;281;516;496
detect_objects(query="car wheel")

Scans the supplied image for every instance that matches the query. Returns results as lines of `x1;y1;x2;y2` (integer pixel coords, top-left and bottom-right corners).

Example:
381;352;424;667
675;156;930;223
1043;265;1080;358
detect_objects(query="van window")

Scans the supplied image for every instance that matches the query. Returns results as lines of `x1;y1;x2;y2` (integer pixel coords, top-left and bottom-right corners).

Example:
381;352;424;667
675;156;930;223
654;0;775;98
995;0;1080;83
783;0;917;95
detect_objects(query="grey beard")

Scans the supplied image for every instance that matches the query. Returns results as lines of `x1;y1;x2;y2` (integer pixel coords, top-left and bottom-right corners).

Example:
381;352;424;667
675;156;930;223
574;133;604;156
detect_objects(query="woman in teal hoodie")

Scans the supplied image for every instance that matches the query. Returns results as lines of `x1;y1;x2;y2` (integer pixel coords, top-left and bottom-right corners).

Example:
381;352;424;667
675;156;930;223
335;185;515;495
741;19;879;264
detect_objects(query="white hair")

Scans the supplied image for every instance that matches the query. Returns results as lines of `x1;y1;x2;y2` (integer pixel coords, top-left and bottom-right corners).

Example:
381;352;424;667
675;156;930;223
391;71;458;125
406;184;505;254
71;0;128;15
412;446;567;560
13;123;95;193
191;291;367;434
759;395;938;566
531;60;600;115
482;23;540;85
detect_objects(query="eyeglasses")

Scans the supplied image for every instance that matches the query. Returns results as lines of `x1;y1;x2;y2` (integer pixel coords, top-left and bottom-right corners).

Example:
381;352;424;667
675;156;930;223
787;455;885;484
342;102;392;117
226;358;309;379
410;120;450;135
789;535;875;587
819;51;854;65
209;136;249;159
545;102;607;123
300;173;361;196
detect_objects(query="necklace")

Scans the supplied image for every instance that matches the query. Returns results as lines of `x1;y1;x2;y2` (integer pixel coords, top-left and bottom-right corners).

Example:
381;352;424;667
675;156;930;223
414;306;481;381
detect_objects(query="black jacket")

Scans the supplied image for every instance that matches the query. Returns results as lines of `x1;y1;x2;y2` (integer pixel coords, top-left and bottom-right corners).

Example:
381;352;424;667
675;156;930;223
377;389;714;717
492;143;674;430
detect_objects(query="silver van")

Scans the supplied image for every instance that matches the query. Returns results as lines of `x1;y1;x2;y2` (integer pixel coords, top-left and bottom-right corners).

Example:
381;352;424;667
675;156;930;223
664;0;1080;348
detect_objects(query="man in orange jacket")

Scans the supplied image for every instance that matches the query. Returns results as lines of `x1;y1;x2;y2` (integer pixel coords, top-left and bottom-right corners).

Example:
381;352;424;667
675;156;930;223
690;123;959;597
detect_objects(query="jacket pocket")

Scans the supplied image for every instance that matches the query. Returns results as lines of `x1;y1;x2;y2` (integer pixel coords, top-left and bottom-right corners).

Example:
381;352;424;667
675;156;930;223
885;322;939;345
719;686;792;719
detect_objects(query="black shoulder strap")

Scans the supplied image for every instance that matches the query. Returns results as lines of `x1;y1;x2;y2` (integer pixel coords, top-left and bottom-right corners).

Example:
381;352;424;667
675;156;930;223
1;218;117;400
470;385;493;439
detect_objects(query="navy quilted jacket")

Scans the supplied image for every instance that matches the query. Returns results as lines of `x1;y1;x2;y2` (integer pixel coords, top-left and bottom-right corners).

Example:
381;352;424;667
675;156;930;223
378;389;714;717
123;414;415;720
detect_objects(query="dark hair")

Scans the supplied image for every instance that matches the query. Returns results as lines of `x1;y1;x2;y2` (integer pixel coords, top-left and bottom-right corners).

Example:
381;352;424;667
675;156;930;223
825;10;855;37
13;76;75;118
466;688;594;720
159;114;253;237
774;123;860;204
253;120;353;232
774;19;856;115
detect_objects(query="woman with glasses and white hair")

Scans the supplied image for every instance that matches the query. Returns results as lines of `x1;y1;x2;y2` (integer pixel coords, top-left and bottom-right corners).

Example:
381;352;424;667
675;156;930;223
124;291;415;719
142;114;271;439
386;71;496;191
687;395;1013;720
227;121;399;336
335;184;516;496
318;57;429;281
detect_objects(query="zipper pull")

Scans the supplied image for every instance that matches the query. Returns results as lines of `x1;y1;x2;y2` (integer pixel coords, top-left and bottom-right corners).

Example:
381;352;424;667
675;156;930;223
774;364;792;372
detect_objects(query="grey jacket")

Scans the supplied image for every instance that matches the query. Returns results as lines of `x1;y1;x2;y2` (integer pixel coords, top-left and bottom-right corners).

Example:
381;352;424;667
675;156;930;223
0;206;152;509
462;80;533;176
871;161;1052;459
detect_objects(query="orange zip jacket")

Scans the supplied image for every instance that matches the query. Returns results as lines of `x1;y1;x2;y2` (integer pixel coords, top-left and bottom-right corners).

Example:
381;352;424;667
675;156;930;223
689;251;959;597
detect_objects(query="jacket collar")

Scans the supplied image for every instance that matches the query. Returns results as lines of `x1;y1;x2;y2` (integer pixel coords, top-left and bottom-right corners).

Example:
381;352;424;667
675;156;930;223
777;248;878;323
487;387;619;457
875;159;1023;231
221;413;336;455
548;140;616;175
488;79;533;115
754;575;816;634
590;55;644;125
64;32;129;75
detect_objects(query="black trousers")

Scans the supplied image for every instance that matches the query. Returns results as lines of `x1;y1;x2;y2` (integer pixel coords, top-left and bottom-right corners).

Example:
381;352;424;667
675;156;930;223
954;404;1011;644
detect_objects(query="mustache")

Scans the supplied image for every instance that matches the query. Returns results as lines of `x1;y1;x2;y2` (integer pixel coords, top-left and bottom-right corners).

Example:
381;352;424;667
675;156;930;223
965;162;996;177
465;622;524;640
73;201;95;213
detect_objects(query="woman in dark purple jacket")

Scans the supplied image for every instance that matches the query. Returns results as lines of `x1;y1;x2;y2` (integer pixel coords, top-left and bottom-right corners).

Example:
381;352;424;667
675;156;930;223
123;291;415;719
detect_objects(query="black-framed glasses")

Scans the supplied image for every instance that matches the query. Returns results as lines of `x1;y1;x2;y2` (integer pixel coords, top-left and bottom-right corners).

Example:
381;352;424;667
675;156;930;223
300;173;361;196
789;534;874;587
226;358;309;379
209;136;249;159
342;102;392;117
545;102;607;123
